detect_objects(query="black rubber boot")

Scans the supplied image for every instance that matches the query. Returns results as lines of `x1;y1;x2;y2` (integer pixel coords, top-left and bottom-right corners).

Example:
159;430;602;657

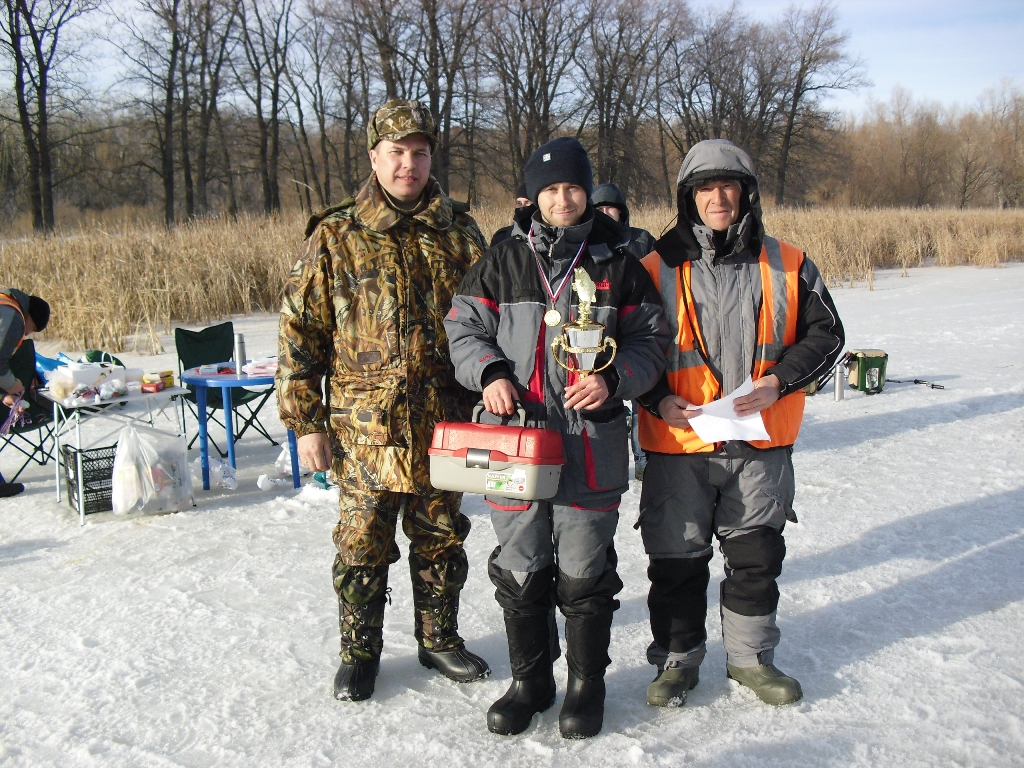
418;645;490;682
410;551;491;682
333;659;380;701
559;610;613;739
559;673;606;739
332;559;389;701
487;613;556;735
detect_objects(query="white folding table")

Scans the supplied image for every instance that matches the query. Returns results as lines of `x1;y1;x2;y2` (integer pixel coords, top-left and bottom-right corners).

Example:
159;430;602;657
40;387;188;524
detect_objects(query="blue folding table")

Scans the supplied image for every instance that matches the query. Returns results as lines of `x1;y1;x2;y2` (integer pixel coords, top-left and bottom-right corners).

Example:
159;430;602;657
179;367;299;491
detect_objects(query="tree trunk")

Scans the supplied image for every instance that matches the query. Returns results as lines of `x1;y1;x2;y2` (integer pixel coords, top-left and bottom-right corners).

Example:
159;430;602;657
6;6;44;232
213;106;238;219
163;22;181;227
775;76;804;207
179;45;195;220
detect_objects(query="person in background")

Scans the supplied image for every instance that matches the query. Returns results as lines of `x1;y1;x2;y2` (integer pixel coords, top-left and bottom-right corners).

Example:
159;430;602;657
591;182;656;259
446;137;668;739
590;182;657;481
489;182;533;246
637;139;844;709
0;288;50;498
276;100;490;703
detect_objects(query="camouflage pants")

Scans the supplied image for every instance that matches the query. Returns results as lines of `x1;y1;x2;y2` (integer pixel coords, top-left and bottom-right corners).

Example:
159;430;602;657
331;487;473;662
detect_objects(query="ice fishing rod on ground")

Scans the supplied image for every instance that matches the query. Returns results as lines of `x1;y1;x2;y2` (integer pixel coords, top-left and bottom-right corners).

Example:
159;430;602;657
885;379;945;389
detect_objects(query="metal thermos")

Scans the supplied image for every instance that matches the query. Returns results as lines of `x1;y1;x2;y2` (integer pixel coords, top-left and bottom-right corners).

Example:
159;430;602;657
233;333;246;371
834;362;844;401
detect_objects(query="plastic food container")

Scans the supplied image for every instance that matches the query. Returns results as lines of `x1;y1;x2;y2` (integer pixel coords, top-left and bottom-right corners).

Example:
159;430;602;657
429;406;564;499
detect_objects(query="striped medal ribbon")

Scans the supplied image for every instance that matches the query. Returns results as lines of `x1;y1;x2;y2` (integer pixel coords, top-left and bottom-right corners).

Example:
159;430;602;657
528;226;588;327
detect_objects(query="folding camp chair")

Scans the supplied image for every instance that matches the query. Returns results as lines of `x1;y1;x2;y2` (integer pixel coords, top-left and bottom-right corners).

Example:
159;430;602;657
0;340;55;482
174;322;279;457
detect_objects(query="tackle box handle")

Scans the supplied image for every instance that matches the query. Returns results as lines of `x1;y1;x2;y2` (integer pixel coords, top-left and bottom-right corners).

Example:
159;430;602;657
471;403;528;426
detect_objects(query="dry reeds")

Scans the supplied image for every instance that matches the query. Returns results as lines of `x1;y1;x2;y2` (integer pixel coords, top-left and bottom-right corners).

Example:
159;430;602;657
2;206;1022;352
0;214;299;353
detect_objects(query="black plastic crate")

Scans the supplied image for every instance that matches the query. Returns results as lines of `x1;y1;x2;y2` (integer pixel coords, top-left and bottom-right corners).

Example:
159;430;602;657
63;444;116;515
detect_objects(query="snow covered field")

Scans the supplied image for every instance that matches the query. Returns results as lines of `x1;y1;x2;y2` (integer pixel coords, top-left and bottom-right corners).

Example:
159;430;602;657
2;264;1023;767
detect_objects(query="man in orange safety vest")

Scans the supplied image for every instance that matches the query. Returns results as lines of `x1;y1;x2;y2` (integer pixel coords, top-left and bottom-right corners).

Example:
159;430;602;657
636;140;844;708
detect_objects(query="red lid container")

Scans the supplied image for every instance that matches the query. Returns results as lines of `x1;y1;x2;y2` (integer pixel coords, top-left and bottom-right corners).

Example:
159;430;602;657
429;421;564;466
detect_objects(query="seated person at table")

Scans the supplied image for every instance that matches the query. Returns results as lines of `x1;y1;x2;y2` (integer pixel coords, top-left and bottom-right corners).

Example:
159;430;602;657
0;288;50;498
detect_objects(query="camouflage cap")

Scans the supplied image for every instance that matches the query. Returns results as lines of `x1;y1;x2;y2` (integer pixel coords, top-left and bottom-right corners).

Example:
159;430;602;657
367;99;438;152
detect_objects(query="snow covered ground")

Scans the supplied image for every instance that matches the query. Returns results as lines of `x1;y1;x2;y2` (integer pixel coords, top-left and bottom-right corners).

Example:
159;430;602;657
1;264;1023;767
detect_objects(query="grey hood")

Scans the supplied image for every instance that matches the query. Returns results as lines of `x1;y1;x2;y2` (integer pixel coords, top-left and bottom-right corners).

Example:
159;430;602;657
667;139;764;264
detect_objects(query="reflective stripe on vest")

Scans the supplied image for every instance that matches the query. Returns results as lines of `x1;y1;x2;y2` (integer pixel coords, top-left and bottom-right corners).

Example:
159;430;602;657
639;236;806;453
0;293;26;353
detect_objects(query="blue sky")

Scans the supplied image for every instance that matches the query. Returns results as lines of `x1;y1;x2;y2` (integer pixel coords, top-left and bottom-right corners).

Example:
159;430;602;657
740;0;1024;115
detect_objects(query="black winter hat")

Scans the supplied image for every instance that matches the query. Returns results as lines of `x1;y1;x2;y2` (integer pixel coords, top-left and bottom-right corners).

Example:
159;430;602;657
515;182;528;199
28;296;49;331
524;137;593;202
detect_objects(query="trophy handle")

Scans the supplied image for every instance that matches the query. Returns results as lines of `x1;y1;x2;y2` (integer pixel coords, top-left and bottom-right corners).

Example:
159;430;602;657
551;333;573;373
551;334;617;377
590;337;618;374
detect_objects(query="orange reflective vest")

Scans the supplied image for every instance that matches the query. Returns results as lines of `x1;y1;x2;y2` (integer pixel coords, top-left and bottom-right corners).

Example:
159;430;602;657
638;236;806;453
0;292;26;353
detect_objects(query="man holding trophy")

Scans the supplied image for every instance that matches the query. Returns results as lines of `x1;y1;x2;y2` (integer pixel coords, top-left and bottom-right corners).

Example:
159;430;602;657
445;137;669;739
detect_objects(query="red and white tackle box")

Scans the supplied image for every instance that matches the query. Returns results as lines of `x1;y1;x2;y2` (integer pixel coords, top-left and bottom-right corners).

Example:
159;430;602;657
429;406;563;499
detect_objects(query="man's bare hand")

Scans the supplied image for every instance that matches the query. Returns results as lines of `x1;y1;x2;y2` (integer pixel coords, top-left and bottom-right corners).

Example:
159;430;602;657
297;432;332;472
483;378;519;415
733;374;780;417
658;395;702;428
563;374;609;411
2;380;25;408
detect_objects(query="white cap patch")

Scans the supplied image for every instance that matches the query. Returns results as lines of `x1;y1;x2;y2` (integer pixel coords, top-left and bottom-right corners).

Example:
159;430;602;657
543;153;551;162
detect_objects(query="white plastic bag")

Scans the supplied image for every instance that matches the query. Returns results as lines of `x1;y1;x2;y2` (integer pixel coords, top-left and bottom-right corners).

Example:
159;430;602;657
275;444;311;477
190;456;238;490
112;427;193;514
112;427;157;514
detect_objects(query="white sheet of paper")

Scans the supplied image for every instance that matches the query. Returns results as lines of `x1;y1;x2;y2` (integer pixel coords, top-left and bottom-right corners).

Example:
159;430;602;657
686;376;771;443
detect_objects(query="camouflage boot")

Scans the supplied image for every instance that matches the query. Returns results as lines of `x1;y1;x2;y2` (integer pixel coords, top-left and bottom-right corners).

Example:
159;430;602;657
332;560;390;701
410;551;490;683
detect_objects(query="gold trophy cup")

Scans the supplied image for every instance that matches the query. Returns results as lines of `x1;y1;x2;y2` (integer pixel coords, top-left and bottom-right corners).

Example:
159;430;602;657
551;268;617;377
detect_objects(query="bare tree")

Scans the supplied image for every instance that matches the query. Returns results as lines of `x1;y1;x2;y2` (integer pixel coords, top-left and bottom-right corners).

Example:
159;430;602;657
484;0;589;189
578;0;674;199
237;0;295;214
188;0;238;216
659;7;746;156
350;0;415;101
950;112;990;209
112;0;184;226
411;0;485;192
774;1;864;205
0;0;98;232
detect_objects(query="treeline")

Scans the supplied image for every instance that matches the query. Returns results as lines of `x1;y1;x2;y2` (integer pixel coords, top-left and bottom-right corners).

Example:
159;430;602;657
0;0;1021;234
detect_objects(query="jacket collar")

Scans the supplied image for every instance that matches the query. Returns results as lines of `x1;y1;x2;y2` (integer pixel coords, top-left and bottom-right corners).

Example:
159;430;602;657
511;205;630;264
353;173;453;233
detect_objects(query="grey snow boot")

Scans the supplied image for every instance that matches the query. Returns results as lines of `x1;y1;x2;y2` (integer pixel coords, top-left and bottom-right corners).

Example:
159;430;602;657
726;663;803;705
646;662;699;707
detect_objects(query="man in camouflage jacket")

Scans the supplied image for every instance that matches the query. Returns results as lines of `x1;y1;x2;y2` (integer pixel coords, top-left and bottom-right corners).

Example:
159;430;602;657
276;99;490;702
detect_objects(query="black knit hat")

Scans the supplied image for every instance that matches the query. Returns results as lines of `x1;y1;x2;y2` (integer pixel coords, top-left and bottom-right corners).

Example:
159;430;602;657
515;182;528;199
28;296;49;331
524;137;593;202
